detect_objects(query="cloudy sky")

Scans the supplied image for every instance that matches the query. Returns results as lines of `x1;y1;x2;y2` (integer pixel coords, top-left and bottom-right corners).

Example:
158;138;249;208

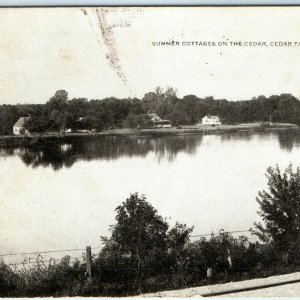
1;7;300;104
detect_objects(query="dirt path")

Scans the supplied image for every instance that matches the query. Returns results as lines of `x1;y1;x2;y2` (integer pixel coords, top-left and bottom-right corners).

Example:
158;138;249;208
139;272;300;297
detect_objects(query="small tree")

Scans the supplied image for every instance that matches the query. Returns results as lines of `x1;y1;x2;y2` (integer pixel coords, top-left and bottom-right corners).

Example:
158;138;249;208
253;164;300;263
46;90;69;135
100;193;169;293
98;193;194;294
167;222;193;286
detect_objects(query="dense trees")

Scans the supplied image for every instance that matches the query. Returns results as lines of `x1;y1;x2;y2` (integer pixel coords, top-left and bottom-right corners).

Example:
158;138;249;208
47;90;69;135
92;193;272;295
1;192;288;297
0;262;18;297
1;88;300;136
253;164;300;264
97;193;193;293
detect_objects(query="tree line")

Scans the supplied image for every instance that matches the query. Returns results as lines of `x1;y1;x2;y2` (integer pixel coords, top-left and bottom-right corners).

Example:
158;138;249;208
1;87;300;135
1;164;300;296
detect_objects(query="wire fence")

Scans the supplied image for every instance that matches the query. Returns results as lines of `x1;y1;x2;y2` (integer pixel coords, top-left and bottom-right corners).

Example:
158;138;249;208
190;229;251;238
8;255;87;272
0;246;102;258
1;229;254;271
1;245;103;272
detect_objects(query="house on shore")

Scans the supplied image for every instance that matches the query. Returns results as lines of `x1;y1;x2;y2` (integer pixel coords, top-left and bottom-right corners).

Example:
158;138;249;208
65;117;97;134
13;117;30;135
200;115;221;126
148;113;171;128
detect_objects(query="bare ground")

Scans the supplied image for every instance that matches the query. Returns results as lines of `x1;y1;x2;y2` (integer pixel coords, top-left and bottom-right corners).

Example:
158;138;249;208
139;272;300;297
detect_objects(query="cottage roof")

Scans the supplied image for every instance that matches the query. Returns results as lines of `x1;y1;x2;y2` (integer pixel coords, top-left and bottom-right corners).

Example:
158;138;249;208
203;115;219;119
148;113;159;118
148;113;170;123
13;117;30;127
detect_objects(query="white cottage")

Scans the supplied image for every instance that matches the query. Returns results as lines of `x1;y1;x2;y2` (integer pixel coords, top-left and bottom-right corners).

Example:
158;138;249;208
201;115;221;125
13;117;30;135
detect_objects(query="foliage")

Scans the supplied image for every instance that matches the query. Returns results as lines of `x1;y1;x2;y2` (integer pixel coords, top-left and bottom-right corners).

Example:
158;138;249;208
99;193;170;293
1;88;300;135
2;190;300;296
1;237;289;297
124;113;153;129
93;194;279;295
47;90;69;134
0;256;87;297
0;261;18;296
253;164;300;263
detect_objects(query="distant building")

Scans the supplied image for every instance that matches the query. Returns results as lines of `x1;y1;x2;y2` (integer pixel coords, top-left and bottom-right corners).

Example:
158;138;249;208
72;117;97;134
148;113;162;123
148;113;171;128
13;117;30;135
201;115;221;125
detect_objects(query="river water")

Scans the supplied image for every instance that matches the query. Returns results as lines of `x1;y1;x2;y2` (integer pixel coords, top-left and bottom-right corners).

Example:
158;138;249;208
1;129;300;263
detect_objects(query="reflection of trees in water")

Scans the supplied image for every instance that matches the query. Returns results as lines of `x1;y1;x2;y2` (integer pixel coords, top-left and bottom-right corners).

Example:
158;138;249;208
2;130;300;170
220;130;300;153
220;131;264;142
150;135;202;162
221;132;251;142
0;148;14;157
277;130;300;152
0;135;203;170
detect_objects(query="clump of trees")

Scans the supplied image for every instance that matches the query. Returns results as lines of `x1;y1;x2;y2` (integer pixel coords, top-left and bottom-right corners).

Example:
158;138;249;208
2;167;300;297
0;256;87;297
1;88;300;136
0;192;288;296
253;164;300;265
0;262;18;296
95;193;193;294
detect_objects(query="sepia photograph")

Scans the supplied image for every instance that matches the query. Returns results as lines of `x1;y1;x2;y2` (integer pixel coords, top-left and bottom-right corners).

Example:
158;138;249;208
1;6;300;297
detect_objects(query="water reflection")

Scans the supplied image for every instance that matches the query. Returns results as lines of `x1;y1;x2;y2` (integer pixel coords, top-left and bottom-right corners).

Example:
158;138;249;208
2;129;300;256
277;130;300;152
220;131;255;142
0;135;203;170
220;129;300;152
1;130;300;170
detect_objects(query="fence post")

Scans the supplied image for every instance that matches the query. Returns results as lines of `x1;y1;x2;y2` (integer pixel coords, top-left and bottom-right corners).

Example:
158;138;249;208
207;267;212;278
86;246;92;281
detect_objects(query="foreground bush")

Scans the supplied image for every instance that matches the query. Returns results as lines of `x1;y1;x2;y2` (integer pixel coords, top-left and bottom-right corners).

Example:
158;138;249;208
2;191;300;297
0;238;295;297
253;164;300;264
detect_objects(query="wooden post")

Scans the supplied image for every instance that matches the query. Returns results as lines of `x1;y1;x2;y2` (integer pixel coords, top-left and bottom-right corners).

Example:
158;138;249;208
207;267;212;278
227;248;232;268
86;246;92;281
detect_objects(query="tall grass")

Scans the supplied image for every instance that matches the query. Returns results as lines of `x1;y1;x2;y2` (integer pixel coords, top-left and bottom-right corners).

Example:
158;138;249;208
1;235;296;297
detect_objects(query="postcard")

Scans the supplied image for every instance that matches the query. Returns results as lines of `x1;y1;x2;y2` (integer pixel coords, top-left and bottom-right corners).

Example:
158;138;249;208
1;6;300;297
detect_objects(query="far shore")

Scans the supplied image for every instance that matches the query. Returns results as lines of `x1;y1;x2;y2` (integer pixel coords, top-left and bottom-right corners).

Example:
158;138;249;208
102;122;299;137
0;122;298;148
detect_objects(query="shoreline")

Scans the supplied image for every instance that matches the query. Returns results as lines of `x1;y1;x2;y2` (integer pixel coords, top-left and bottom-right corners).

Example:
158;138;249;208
0;122;298;148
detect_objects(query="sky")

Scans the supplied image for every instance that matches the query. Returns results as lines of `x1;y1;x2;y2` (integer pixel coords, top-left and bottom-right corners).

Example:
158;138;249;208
1;7;300;104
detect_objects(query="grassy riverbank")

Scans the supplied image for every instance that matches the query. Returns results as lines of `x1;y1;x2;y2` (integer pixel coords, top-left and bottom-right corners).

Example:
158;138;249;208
104;122;298;137
0;122;298;148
